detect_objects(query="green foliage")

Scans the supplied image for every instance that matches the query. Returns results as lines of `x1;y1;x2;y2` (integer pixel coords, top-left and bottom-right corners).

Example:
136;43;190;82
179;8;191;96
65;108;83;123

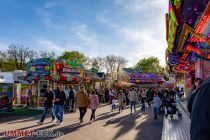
135;57;163;73
134;57;169;80
58;51;88;65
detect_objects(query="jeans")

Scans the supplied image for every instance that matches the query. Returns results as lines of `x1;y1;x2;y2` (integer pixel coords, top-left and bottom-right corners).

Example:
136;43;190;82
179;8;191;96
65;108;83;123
111;104;116;111
130;101;136;113
40;106;55;123
54;105;64;123
154;107;159;118
141;103;145;112
79;107;87;120
71;100;75;111
90;110;96;121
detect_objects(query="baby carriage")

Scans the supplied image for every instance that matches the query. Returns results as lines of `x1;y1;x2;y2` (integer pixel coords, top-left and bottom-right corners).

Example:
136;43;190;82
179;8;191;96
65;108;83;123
64;99;76;113
165;99;182;119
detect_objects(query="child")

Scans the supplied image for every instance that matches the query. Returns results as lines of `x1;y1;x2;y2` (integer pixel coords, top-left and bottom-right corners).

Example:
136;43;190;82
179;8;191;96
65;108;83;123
111;98;117;111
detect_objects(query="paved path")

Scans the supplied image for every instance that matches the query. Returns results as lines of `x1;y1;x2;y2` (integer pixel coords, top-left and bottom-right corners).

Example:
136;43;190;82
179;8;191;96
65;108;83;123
0;104;163;140
161;104;190;140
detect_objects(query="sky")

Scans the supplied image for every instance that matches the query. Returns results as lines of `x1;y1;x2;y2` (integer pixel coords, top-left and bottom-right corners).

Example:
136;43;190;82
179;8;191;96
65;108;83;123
0;0;168;67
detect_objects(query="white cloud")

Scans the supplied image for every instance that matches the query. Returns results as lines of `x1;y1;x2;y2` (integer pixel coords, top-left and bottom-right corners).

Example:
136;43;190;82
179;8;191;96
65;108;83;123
71;24;101;57
117;27;167;67
114;0;167;12
37;39;66;52
35;1;65;29
36;0;168;68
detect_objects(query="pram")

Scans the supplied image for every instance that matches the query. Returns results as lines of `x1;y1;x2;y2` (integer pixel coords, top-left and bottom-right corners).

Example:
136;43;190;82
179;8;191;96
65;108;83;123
64;99;76;113
164;99;182;119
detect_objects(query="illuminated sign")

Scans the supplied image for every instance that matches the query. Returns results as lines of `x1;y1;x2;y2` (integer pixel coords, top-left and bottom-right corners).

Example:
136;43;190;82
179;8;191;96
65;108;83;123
167;1;178;52
195;3;210;34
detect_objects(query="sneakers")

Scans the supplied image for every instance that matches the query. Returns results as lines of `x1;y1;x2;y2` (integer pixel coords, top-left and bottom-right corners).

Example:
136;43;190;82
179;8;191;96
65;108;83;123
55;120;60;125
60;122;63;125
51;119;56;123
37;121;43;125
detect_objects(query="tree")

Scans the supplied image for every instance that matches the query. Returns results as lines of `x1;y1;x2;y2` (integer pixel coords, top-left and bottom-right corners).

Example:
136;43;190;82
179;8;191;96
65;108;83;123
135;57;163;73
58;51;88;65
90;57;105;71
105;55;117;73
0;51;7;71
39;50;57;59
116;56;128;80
7;44;36;70
116;56;127;73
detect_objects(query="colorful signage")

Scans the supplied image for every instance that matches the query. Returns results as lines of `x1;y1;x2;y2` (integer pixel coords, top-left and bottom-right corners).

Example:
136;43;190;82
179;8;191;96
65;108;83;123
62;67;80;74
0;84;13;111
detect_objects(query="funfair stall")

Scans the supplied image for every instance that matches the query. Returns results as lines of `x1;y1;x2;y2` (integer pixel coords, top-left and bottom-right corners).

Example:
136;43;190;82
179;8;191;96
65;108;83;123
0;72;14;111
165;0;210;92
26;58;84;109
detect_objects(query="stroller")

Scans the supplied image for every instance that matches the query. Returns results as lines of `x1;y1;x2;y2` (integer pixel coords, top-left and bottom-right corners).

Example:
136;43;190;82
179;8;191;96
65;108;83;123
165;98;182;119
64;99;76;113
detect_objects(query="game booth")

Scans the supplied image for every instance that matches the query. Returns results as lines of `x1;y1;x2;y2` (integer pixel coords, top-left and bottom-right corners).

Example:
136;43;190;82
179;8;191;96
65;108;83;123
0;72;14;111
21;58;84;110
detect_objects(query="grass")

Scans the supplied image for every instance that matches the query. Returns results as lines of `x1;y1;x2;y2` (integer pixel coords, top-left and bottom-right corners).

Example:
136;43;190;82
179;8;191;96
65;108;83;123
0;107;42;116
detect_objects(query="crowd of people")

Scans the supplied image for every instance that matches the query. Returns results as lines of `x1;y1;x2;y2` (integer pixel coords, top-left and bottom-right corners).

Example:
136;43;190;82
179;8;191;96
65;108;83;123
34;76;210;140
37;85;184;126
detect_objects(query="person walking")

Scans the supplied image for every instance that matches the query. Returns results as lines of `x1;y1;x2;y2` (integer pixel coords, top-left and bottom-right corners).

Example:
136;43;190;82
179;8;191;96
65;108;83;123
54;85;66;125
118;90;126;112
128;88;138;114
125;89;130;106
88;90;100;124
152;93;161;119
146;88;152;108
76;86;89;123
68;85;76;112
37;85;55;125
141;90;146;113
190;76;210;140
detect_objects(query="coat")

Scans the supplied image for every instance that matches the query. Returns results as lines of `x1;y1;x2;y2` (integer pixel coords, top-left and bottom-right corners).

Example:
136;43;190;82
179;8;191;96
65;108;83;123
152;96;161;108
187;89;198;116
128;90;138;102
76;90;89;108
89;94;100;110
191;77;210;140
118;92;126;107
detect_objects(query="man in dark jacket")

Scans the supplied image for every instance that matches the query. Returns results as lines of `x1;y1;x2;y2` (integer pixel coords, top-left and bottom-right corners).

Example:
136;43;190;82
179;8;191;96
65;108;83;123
37;85;55;125
187;78;203;116
54;85;66;125
191;76;210;140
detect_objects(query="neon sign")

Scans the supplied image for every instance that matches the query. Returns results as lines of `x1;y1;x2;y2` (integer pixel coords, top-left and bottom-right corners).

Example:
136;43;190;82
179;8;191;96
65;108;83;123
195;3;210;34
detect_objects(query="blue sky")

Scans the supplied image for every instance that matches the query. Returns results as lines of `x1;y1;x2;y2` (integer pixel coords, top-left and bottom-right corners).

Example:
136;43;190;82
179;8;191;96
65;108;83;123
0;0;168;66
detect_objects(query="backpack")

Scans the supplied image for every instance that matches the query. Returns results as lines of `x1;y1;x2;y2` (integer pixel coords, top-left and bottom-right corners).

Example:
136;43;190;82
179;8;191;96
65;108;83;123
69;89;75;99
